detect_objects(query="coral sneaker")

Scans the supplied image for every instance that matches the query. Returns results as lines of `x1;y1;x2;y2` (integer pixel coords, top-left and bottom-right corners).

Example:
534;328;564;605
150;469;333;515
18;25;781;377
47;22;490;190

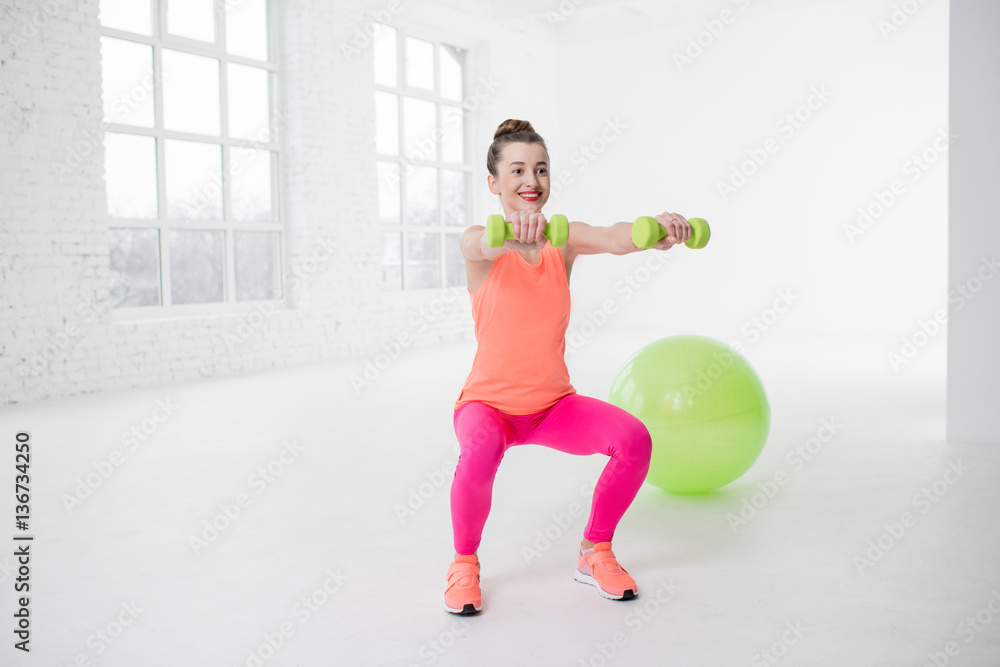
444;555;482;614
574;542;638;600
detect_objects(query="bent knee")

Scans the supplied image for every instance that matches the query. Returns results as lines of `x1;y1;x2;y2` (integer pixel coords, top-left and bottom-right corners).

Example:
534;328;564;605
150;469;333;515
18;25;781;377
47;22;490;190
603;420;651;464
623;420;652;466
455;433;507;482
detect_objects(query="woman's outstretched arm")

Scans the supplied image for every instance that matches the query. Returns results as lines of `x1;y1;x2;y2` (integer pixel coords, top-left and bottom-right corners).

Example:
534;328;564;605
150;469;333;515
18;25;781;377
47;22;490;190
565;212;692;258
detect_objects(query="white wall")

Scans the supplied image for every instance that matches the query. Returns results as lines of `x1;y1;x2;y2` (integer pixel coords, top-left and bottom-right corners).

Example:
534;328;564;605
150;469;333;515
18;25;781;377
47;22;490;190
548;0;948;374
947;0;1000;444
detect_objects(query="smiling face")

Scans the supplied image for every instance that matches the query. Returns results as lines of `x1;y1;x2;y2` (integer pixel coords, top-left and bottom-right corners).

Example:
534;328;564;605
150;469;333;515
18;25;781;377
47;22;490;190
487;142;551;216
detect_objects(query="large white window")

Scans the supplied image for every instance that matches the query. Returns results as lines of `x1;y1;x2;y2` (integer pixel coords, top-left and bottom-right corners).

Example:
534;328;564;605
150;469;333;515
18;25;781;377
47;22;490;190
99;0;281;312
374;25;470;290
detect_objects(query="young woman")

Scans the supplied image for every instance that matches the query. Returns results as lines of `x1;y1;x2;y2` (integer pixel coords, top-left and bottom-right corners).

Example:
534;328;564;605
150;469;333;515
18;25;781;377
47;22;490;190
445;119;692;614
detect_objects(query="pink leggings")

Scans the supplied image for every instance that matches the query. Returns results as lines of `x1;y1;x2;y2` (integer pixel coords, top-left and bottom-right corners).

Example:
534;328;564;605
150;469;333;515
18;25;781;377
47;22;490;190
450;394;652;555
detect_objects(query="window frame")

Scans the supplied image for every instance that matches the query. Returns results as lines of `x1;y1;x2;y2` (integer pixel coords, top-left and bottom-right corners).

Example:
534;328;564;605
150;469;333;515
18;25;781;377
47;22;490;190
373;22;473;292
101;0;286;321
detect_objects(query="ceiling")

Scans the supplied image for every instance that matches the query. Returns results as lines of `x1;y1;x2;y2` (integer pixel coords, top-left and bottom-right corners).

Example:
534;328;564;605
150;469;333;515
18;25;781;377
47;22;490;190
485;0;829;45
488;0;825;26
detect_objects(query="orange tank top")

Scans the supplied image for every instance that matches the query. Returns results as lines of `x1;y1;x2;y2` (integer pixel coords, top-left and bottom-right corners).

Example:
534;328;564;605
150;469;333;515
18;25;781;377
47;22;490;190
455;243;576;415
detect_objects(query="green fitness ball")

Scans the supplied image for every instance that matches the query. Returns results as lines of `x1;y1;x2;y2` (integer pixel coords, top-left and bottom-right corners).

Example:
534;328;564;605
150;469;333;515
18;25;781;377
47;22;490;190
609;335;770;493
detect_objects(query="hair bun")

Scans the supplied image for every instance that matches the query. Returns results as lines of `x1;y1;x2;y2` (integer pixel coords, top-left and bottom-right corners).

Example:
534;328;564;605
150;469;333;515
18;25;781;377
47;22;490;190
494;119;535;140
486;119;547;176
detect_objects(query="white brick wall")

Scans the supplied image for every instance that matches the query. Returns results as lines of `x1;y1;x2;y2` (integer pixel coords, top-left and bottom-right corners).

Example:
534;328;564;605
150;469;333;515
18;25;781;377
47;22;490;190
0;0;558;405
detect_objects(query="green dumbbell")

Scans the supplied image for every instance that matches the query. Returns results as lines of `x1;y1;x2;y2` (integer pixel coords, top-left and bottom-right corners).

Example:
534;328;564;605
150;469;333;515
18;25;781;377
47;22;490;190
485;214;569;248
631;216;711;249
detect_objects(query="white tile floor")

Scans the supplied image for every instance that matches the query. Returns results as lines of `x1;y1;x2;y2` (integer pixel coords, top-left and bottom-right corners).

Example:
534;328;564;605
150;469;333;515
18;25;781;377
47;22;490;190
2;330;998;667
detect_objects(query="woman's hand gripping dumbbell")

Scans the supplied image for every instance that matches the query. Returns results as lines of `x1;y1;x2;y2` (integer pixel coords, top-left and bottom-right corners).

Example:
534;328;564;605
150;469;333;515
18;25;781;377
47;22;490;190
485;213;570;248
631;215;711;249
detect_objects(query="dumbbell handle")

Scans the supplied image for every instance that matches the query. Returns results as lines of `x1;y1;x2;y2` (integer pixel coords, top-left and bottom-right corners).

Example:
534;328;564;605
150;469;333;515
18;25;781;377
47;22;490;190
632;216;711;249
486;214;569;248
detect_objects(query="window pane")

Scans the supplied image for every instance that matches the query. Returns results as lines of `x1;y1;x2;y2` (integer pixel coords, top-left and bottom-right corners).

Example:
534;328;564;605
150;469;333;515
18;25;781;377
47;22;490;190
441;169;467;227
235;231;281;301
406;232;440;289
227;63;270;141
100;0;152;35
404;97;436;161
167;0;215;42
441;105;464;164
374;92;399;155
165;139;222;220
382;232;402;290
406;37;435;90
105;132;158;219
231;148;275;222
226;0;269;61
374;24;397;87
404;166;438;226
162;50;220;135
109;228;160;307
169;229;225;304
101;38;155;127
440;44;464;101
445;233;466;288
377;162;400;225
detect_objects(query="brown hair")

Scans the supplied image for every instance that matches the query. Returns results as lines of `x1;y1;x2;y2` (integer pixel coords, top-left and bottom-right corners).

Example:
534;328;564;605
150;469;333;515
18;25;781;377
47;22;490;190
486;119;548;177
